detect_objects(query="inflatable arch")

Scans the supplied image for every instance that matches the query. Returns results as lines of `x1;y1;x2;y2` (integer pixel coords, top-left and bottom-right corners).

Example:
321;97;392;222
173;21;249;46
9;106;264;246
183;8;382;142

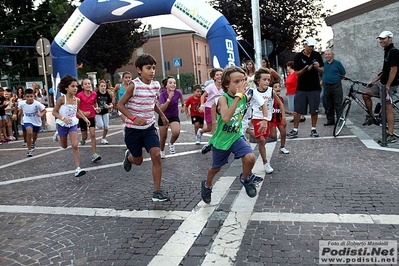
50;0;240;91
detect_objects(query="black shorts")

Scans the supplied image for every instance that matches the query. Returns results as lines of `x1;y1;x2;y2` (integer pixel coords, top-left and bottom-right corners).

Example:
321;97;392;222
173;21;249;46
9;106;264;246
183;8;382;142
79;117;96;131
125;124;160;157
294;90;321;115
158;116;180;126
191;116;204;125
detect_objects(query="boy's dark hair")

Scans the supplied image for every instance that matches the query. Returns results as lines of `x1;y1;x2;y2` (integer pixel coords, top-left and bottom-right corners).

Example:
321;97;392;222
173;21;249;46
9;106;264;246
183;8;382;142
286;61;294;68
58;74;78;94
0;87;3;92
25;88;34;95
209;68;223;79
161;76;175;87
270;81;280;88
193;84;202;91
135;53;157;70
221;66;246;92
253;68;270;86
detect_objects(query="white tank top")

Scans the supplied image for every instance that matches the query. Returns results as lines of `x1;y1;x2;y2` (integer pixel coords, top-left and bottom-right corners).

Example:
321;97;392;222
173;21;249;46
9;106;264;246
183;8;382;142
55;95;79;127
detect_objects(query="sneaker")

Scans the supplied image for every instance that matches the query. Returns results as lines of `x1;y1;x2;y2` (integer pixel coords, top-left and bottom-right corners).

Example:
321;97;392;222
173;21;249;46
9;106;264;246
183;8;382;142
279;147;290;154
310;129;319;137
264;163;274;174
75;167;87;177
378;134;397;144
287;129;298;139
123;150;132;172
160;150;166;159
91;153;102;162
201;179;212;203
239;174;257;198
100;138;109;144
364;115;374;126
248;173;264;186
79;139;86;146
201;143;212;154
27;150;33;157
31;143;36;151
53;131;59;142
152;190;170;202
169;143;175;154
22;141;27;147
299;117;306;122
196;129;202;145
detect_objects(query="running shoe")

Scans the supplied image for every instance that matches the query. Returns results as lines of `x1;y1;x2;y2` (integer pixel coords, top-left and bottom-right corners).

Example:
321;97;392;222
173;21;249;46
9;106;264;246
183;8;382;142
92;153;102;162
239;174;257;198
152;190;170;202
201;143;212;154
27;150;33;157
169;143;175;154
100;138;109;144
264;163;274;174
287;129;298;139
248;173;264;186
79;139;86;146
378;134;397;144
279;147;290;154
75;167;87;177
123;150;132;172
31;143;36;151
196;129;202;145
201;179;212;204
160;150;166;159
53;131;59;142
310;129;319;137
22;141;27;147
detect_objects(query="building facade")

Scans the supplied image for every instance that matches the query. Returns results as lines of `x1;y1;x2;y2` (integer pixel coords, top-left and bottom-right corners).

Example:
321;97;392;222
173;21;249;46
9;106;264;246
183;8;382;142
115;27;212;90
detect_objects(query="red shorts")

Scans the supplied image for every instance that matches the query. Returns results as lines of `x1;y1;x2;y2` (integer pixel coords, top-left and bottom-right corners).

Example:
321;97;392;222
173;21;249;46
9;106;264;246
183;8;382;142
252;119;270;139
268;121;282;128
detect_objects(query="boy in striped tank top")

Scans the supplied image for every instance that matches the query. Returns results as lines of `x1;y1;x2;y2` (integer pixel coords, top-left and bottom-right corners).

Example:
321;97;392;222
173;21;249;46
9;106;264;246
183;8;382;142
117;54;170;202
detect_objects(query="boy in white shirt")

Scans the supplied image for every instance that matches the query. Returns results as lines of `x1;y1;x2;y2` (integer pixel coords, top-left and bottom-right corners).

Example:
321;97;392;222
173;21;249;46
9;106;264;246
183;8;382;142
16;88;46;157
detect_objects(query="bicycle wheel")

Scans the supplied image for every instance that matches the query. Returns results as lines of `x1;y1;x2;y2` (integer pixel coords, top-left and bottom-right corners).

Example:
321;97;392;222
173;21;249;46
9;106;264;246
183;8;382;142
333;99;351;137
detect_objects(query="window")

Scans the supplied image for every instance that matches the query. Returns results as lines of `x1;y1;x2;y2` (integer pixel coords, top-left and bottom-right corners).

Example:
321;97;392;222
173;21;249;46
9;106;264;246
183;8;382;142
198;70;202;85
204;45;210;65
196;42;201;64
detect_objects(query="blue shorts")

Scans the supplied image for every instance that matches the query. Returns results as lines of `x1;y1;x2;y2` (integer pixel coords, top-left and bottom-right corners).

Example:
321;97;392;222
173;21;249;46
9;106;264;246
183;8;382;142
0;115;6;121
211;136;253;169
125;124;160;157
56;124;78;137
22;123;41;133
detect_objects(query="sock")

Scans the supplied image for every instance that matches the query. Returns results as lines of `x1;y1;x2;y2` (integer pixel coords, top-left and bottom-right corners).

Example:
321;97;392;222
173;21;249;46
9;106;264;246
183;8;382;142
293;128;298;132
311;127;316;130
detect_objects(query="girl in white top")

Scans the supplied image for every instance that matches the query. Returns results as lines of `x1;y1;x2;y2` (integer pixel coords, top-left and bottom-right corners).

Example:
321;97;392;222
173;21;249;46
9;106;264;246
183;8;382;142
52;74;91;177
198;68;223;144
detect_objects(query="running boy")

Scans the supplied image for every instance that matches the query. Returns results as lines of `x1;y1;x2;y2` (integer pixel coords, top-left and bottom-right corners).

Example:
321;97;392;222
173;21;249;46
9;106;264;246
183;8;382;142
269;81;291;154
117;53;170;202
16;88;47;157
184;84;205;144
201;66;268;204
52;74;90;177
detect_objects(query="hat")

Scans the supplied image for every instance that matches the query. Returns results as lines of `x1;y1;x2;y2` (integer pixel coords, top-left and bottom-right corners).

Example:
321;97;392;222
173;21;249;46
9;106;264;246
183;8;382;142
377;31;393;39
304;37;317;46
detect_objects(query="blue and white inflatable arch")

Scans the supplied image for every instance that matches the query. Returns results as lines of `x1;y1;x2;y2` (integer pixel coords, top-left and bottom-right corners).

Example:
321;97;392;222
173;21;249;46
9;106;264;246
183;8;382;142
50;0;240;90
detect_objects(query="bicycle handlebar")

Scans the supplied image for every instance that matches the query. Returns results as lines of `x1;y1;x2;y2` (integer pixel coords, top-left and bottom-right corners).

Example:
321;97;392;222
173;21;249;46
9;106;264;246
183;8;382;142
340;75;368;87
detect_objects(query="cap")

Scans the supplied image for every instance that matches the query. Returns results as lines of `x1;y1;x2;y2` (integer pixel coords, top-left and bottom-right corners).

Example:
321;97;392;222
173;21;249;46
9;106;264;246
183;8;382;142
304;37;317;46
377;31;393;39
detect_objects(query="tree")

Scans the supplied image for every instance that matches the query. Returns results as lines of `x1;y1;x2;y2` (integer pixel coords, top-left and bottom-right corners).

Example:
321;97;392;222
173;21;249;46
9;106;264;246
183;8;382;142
209;0;330;67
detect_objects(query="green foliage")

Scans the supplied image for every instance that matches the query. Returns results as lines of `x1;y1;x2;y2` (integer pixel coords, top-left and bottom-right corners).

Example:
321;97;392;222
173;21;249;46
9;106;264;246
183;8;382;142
179;73;195;94
209;0;331;67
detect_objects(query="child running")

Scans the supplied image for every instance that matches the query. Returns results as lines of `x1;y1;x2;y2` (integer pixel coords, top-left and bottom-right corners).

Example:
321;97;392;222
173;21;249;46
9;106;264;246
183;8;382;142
52;74;90;177
113;71;132;124
77;78;101;162
16;88;47;157
184;84;204;144
269;81;292;154
95;79;113;144
158;76;185;158
198;68;223;152
201;66;268;204
117;53;170;202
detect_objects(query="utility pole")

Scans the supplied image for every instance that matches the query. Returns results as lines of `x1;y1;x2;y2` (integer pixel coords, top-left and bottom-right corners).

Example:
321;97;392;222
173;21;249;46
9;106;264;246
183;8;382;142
251;0;262;69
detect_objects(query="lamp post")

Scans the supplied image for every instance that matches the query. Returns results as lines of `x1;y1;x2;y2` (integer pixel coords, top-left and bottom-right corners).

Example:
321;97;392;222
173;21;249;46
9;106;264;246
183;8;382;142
251;0;262;69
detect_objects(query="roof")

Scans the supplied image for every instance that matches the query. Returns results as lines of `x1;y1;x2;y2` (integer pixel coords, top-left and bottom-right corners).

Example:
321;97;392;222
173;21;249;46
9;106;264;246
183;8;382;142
325;0;399;26
145;27;195;37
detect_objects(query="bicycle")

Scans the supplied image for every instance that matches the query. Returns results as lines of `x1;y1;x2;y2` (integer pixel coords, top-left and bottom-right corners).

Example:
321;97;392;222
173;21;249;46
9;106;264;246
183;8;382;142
333;76;399;138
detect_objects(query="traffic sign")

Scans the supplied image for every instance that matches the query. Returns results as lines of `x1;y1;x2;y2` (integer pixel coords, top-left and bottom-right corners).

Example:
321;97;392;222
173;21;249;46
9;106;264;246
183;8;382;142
36;38;50;56
173;58;182;68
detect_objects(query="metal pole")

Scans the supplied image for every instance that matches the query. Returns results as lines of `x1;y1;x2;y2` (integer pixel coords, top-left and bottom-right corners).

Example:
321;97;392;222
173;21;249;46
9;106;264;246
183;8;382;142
251;0;262;69
40;38;49;95
380;86;387;146
159;27;166;79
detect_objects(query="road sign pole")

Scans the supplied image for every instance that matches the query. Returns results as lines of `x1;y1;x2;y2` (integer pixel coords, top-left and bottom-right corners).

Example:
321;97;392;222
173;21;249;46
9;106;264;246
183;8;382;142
177;67;180;90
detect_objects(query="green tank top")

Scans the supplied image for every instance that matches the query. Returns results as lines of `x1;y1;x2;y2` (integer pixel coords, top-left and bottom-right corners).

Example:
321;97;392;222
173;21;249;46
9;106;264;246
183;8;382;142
209;92;246;150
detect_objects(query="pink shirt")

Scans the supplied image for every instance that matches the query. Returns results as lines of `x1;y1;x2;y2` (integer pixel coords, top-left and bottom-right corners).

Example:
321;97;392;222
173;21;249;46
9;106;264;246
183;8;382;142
204;83;223;108
76;90;97;118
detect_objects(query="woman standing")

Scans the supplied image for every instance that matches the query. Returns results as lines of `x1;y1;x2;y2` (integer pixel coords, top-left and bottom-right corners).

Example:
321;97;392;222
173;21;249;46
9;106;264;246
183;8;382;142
158;76;184;158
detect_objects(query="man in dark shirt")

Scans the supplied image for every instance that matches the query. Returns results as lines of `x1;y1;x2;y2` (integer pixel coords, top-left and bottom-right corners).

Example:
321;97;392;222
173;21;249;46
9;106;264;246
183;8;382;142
363;31;399;143
287;37;324;138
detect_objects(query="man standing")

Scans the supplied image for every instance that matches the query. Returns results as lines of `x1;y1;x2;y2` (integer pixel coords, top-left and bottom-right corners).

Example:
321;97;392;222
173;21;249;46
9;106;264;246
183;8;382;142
322;49;346;126
362;31;399;143
288;37;324;138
